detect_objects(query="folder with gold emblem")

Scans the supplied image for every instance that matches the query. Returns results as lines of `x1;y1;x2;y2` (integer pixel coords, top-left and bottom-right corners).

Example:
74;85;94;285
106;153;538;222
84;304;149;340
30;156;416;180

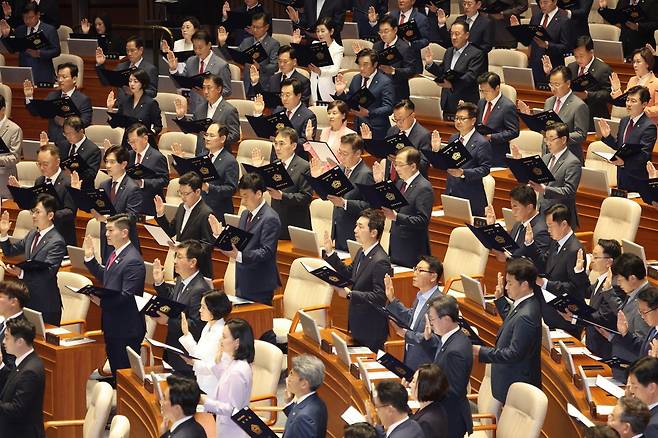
467;223;519;254
356;181;409;210
224;5;264;31
8;183;60;210
641;178;658;204
231;407;278;438
214;225;253;251
302;262;353;288
98;67;134;87
475;123;498;136
377;45;402;66
136;291;187;318
423;139;472;170
507;24;553;46
242;161;294;190
60;153;91;174
29;97;80;119
246;111;293;139
376;350;414;381
518;109;562;133
66;187;117;215
333;87;376;111
364;132;414;159
547;293;595;318
170;72;208;89
3;31;48;51
398;20;422;42
291;42;334;68
125;163;159;180
66;284;119;298
227;42;269;65
304;166;354;199
171;154;220;182
507;154;555;184
571;72;598;92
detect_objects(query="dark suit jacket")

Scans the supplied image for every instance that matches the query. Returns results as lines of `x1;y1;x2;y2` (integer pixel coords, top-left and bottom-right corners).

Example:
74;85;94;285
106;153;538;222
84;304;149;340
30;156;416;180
191;98;241;155
271;154;312;240
600;0;658;58
576;276;624;358
385;122;432;174
249;70;311;108
27;89;93;155
282;392;328;438
115;93;163;147
155;199;215;278
476;94;519;167
97;59;159;98
325;244;391;351
0;313;27;370
528;9;572;85
388;174;434;268
298;0;346;38
489;0;529;48
647;405;658;438
155;270;206;373
564;0;594;43
426;43;486;115
8;0;59;28
0;227;66;323
99;175;143;261
235;203;281;304
332;160;374;251
3;21;60;83
386;8;431;52
612;283;651;381
538;149;582;228
444;131;492;216
543;92;589;161
35;172;77;246
437;13;494;55
128;146;169;216
567;58;612;127
479;295;542;403
372;37;419;101
509;213;550;257
0;351;45;438
271;104;317;157
61;137;101;191
219;34;279;88
376;418;425;438
177;52;232;112
201;147;238;223
159;417;206;438
338;70;394;139
220;2;271;44
412;401;449;438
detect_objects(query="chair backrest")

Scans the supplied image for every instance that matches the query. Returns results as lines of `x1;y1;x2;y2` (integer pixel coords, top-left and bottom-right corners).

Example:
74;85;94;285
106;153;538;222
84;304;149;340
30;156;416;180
58;271;92;323
497;382;548;438
585;140;617;186
236;139;272;167
593;197;642;244
230;99;256;119
483;174;495;206
228;63;241;81
428;43;446;62
12;210;32;240
590;23;621;41
309;105;329;132
295;67;310;79
83;382;114;438
108;415;131;438
500;83;517;103
341;70;360;89
53;54;84;88
85;125;124;148
341;39;373;69
224;258;236;296
443;227;489;293
57;25;73;54
283;258;334;322
16;161;39;186
158;132;197;156
0;83;11;117
85;218;102;261
310;198;334;241
252;339;284;398
409;76;442;98
155;92;180;113
489;49;528;68
272;33;292;46
511;130;544;157
165;177;182;204
95;171;111;189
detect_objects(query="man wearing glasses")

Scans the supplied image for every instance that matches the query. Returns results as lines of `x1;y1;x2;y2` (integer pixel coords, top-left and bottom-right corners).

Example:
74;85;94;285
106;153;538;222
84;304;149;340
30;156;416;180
615;286;658;367
381;99;431;177
97;35;159;98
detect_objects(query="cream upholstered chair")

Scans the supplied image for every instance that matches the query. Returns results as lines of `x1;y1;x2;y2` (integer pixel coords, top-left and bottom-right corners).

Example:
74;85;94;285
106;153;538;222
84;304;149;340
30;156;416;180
511;130;543;157
237;139;272;177
310;198;334;243
341;39;373;69
250;340;284;425
57;25;73;53
58;271;92;332
0;83;11;118
45;381;113;437
158;131;197;158
442;227;489;297
499;84;517;103
341;70;360;89
428;43;446;64
273;33;292;46
16;161;40;186
468;364;498;438
231;99;256;119
471;382;548;438
483;175;495;206
228;63;241;81
409;77;443;120
53;54;84;87
165;177;182;204
85;125;124;148
490;49;527;83
222;258;237;296
94;171;111;189
576;196;642;252
309;105;329;132
10;210;32;241
85;218;103;262
590;23;622;41
108;415;130;438
155;92;180;113
585;141;618;186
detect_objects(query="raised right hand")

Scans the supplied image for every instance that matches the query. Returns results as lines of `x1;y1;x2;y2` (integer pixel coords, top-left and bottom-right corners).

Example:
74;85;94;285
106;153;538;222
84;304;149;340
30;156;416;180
222;0;230;19
249;64;260;85
599;0;608;8
485;205;496;225
286;5;300;23
372;159;385;183
291;28;302;44
597;119;611;138
154;195;165;216
335;73;347;95
217;26;228;46
2;2;11;18
208;214;223;236
305;119;314;141
23;79;34;98
0;19;10;38
152;258;164;284
617;309;629;336
431;130;442;152
421;46;433;65
437;8;447;26
0;211;11;236
648;162;658;179
7;175;18;187
367;5;378;23
251;146;264;167
384;273;395;302
352;40;363;55
70;171;81;189
423;314;433;340
95;46;106;65
106;90;116;110
83;235;95;258
610;72;621;91
541;55;553;75
575;248;584;271
181;312;190;336
495;272;505;299
509;15;520;26
510;144;522;159
166;50;178;71
39;130;49;146
359;123;373;140
309;157;323;177
516;99;530;114
175;97;188;118
253;94;265;115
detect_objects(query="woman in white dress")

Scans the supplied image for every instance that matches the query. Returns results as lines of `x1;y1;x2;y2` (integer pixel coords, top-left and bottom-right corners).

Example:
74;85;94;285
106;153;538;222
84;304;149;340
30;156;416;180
178;290;232;395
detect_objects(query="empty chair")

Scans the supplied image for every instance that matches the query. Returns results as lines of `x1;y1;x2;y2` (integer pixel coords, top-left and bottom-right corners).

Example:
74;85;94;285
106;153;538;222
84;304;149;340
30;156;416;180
483;174;495;205
589;23;622;41
58;271;92;330
490;49;528;84
52;54;84;88
585;140;617;186
309;105;329;132
158;132;197;158
309;198;333;242
16;161;40;186
44;381;114;438
442;227;489;296
57;25;73;54
108;415;130;438
11;210;32;241
469;364;498;438
0;83;11;117
251;340;284;424
409;77;443;120
511;130;543;157
230;99;256;120
576;196;642;251
85;125;124;148
155;92;180;113
94;171;111;189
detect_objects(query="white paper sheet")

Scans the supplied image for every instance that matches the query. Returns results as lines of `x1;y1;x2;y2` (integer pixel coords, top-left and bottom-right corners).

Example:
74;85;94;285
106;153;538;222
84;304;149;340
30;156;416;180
567;403;594;427
341;406;366;425
549;329;572;339
144;224;176;247
596;375;625;399
227;295;254;305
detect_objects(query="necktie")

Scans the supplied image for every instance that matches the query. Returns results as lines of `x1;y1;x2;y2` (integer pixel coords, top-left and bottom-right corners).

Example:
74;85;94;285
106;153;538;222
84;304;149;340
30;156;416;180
399;13;406;25
109;181;118;203
69;144;76;157
541;14;549;28
30;232;41;256
624;119;635;143
400;182;408;194
286;110;292;119
29;27;34;35
354;251;365;274
389;161;398;182
173;280;185;302
345;167;353;178
482;101;493;125
0;320;5;337
433;337;444;361
548;154;557;171
136;153;142;164
578;66;586;76
459;136;465;144
361;76;369;89
246;212;254;230
199;59;205;74
208;153;214;162
553;97;562;114
44;177;52;185
106;250;117;269
514;224;525;244
385;43;390;49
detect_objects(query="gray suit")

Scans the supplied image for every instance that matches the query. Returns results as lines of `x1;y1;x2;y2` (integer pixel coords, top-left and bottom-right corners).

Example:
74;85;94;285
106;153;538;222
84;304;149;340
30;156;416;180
0;117;21;199
178;52;232;113
190;98;240;155
611;283;651;381
218;34;279;91
538;149;582;229
543;92;589;161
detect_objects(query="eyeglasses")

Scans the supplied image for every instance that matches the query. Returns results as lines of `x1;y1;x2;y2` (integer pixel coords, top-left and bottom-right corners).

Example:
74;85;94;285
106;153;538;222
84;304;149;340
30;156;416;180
592;256;612;260
178;190;194;197
639;307;658;316
413;266;433;274
394;162;410;168
454;116;474;122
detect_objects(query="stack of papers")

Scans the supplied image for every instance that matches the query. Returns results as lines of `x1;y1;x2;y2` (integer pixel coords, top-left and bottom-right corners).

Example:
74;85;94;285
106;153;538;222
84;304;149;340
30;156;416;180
341;406;366;425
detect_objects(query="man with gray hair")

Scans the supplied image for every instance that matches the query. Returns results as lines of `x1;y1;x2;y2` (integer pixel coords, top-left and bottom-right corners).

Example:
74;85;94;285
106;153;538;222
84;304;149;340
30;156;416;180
607;396;650;438
282;354;328;437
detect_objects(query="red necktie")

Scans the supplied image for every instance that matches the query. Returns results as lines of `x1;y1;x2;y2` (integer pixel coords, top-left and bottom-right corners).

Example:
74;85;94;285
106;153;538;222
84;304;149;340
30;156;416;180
199;59;205;74
389;161;398;182
109;181;118;203
399;13;406;25
245;212;254;230
136;153;142;164
553;97;562;114
286;110;292;119
30;232;41;256
106;250;117;269
482;101;493;125
578;66;585;76
400;182;408;194
541;14;549;28
624;119;635;143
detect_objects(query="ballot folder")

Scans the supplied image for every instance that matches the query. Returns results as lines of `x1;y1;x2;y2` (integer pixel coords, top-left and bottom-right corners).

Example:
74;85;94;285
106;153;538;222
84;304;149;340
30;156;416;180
356;181;409;210
599;356;632;370
136;292;187;318
363;132;414;159
301;262;353;288
169;50;195;63
467;223;519;253
29;97;81;119
547;293;596;318
227;42;269;65
273;0;305;7
518;110;563;132
67;284;120;298
60;153;91;173
507;155;555;184
290;42;334;68
423;139;471;170
458;316;484;345
231;407;279;438
170;72;208;89
106;112;140;129
376;350;415;381
246;111;293;139
224;5;264;31
3;31;49;51
333;87;375;110
242;161;294;190
213;225;253;251
8;183;59;209
125;163;159;180
612;91;629;107
571;72;598;92
0;259;51;271
398;20;422;42
641;178;658;204
171;154;220;182
172;117;213;134
66;187;116;215
304;166;354;199
433;68;462;84
98;67;134;87
506;24;553;46
377;45;402;66
592;143;644;162
475;123;499;136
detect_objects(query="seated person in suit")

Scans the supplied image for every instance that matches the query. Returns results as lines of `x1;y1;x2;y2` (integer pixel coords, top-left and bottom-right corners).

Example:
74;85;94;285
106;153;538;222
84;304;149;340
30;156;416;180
0;2;60;84
430;102;492;216
0;194;66;326
476;72;519;167
209;173;281;305
598;0;658;59
283;354;328;438
372;147;434;267
251;127;312;240
152;240;208;376
160;374;206;438
125;123;169;216
372;381;425;438
59;116;101;191
80;14;123;54
626;357;658;435
253;77;317;157
385;256;443;370
0;94;21;200
610;48;658;125
220;0;270;45
422;20;486;116
599;85;658;197
0;280;29;370
96;35;158;98
613;285;658;359
248;45;311;106
334;49;394;140
323;208;391;351
435;0;494;55
24;62;93;155
155;172;215;278
0;317;45;438
344;423;378;438
366;0;430;51
607;396;651;438
475;258;542;408
410;364;450;438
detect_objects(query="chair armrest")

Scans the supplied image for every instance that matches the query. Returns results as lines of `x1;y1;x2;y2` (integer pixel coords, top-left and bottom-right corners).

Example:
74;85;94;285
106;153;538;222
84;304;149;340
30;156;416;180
214;279;225;290
467;394;478;401
472;413;497;422
473;424;498;433
250;394;279;425
83;329;104;338
289;304;331;334
273;294;284;318
60;319;87;334
44;419;85;429
271;427;285;433
444;274;483;293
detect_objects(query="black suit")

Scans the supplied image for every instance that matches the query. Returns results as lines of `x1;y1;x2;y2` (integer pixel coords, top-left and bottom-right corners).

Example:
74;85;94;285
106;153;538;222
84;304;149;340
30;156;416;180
325;244;391;352
8;0;59;28
372;37;419;101
282;392;328;438
128;147;169;216
376;418;425;438
413;401;449;438
437;13;494;56
567;58;612;130
220;3;271;45
35;172;77;246
271;154;312;240
2;21;59;83
599;0;658;59
332;160;374;251
190;98;240;155
270;105;317;158
99;175;143;262
479;295;542;403
476;94;520;167
0;351;45;438
61;137;101;191
509;214;550;258
155;271;206;374
159;416;206;438
528;9;572;85
0;313;27;370
114;94;163;148
611;282;651;381
647;405;658;438
156;200;215;278
385;122;432;175
96;59;159;98
201;148;238;223
249;71;311;108
298;0;346;39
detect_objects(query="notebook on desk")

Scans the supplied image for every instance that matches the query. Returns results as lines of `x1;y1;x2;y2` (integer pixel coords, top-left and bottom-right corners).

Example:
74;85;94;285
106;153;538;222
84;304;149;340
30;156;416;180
298;310;322;347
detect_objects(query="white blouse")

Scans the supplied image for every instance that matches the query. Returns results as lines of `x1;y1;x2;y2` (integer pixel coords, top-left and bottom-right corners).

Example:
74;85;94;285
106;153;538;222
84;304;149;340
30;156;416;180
179;318;225;395
310;39;344;104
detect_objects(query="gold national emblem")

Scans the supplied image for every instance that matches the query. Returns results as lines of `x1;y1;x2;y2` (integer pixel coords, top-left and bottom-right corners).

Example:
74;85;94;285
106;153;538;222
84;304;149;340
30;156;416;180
495;235;505;244
532;167;542;175
329;275;339;282
272;173;282;182
200;166;209;175
386;52;395;61
276;122;285;130
251;424;262;434
61;105;70;113
331;180;342;189
96;199;105;208
33;38;41;45
452;152;461;161
252;52;260;60
231;236;241;245
581;80;589;87
70;162;79;169
159;305;171;314
396;142;404;150
359;95;368;105
385;192;395;201
316;52;325;60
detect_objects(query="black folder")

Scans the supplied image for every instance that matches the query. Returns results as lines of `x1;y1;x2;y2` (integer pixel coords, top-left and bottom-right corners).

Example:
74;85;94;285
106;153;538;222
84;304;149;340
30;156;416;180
66;187;116;215
506;24;553;46
260;91;282;109
242;161;295;190
172;50;195;62
290;42;334;68
558;0;579;9
364;133;414;159
273;0;305;7
547;293;595;318
458;317;483;345
303;265;353;288
610;143;644;160
125;163;159;180
612;91;629;107
571;72;598;92
29;97;80;119
376;351;415;380
305;166;354;198
507;155;555;184
423;139;472;170
231;407;278;438
246;112;293;139
140;295;187;318
99;67;134;87
69;284;120;298
333;87;376;111
106;111;140;129
214;225;253;251
518;110;563;133
171;155;220;182
15;259;52;271
356;181;409;210
3;31;48;51
8;184;59;209
398;20;422;42
599;5;644;24
475;123;499;136
173;118;213;134
377;45;402;66
60;153;91;173
599;356;631;370
0;136;10;154
225;6;264;31
641;178;658;204
433;69;462;84
227;43;269;65
68;32;97;40
170;72;208;89
467;223;519;253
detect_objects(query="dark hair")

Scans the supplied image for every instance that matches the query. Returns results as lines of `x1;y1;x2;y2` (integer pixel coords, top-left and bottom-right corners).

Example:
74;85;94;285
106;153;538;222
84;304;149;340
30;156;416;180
545;121;569;138
209;122;228;137
251;11;270;26
57;62;79;78
477;71;501;88
177;239;205;269
456;102;477;119
126;123;150;137
0;280;29;308
378;15;398;29
93;15;114;35
627;85;651;104
226;318;255;363
419;255;443;280
415;363;449;402
344;423;378;438
63;116;85;132
179;171;202;191
36;193;58;215
202;290;232;320
125;35;145;49
452;19;470;33
356;48;378;66
506;257;538;288
394;99;415;112
276;126;299;145
510;184;537;208
130;67;150;90
22;2;39;15
105;144;129;164
619;395;651;434
107;213;132;231
327;100;350;121
633;47;655;70
6;317;36;345
629;357;658;386
341;133;365;153
238;172;266;194
428;295;459;322
598;238;621;260
575;35;594;51
360;208;385;240
181;16;201;30
315;16;335;33
281;77;303;96
39;144;60;158
583;425;621;438
638;286;658;308
549;65;572;82
204;73;224;90
612;253;647;280
375;380;409;413
278;45;297;60
546;203;571;226
0;94;4;111
191;30;212;45
166;375;201;415
398;146;421;168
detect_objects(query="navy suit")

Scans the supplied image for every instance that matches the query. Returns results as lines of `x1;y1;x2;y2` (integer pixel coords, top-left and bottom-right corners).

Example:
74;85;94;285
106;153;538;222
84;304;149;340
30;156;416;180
271;154;312;240
0;351;45;438
479;295;542;403
385;122;432;175
61;137;101;191
376;418;425;438
602;113;657;197
159;417;206;438
8;0;59;28
578;279;624;358
337;70;394;140
128;146;169;216
234;203;281;305
35;172;77;246
647;405;658;438
444;131;492;216
270;105;317;158
0;227;66;326
248;70;311;108
0;313;27;370
325;244;391;351
332;160;374;251
190;98;240;155
352;0;387;39
599;0;658;59
567;58;612;129
99;175;143;262
564;0;594;44
476;94;519;167
509;214;550;258
437;13;494;56
114;94;163;148
201;148;238;223
372;37;420;101
384;8;432;52
282;392;328;438
3;21;60;83
85;244;146;375
527;9;571;85
97;59;159;98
